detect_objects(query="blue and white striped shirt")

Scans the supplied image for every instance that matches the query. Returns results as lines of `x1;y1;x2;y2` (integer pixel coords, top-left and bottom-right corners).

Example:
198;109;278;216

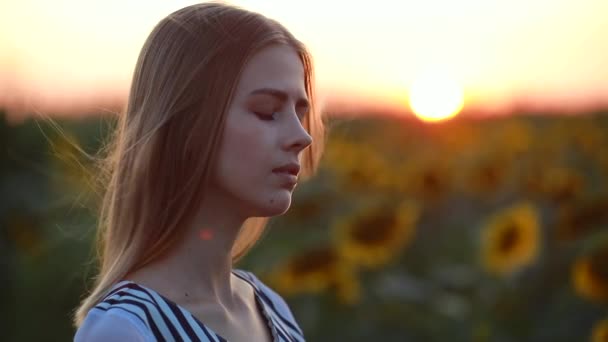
74;269;305;341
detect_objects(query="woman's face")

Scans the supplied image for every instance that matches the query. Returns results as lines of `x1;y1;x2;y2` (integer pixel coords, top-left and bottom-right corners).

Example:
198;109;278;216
211;44;313;218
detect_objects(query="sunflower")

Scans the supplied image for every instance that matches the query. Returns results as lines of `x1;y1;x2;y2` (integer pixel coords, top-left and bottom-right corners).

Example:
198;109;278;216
519;158;552;197
572;242;608;303
573;121;606;158
495;118;533;157
591;318;608;342
542;167;584;203
466;155;510;197
403;158;452;202
329;264;362;306
534;132;562;162
325;139;393;192
341;157;390;192
556;196;608;243
284;196;325;222
266;245;359;301
480;202;541;276
324;138;357;171
522;165;584;203
332;200;421;269
435;119;480;154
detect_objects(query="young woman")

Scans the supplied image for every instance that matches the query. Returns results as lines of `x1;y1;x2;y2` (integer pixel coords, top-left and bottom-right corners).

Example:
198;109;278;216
73;3;326;341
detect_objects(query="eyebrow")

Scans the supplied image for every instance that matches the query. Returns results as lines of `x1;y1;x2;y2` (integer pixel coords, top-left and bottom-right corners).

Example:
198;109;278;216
248;88;310;109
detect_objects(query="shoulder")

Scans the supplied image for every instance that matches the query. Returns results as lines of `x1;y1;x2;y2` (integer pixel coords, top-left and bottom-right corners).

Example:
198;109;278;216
74;282;164;342
233;268;304;336
74;307;152;341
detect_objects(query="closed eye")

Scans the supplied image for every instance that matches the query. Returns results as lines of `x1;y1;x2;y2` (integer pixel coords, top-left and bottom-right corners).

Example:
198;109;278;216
256;111;307;123
254;111;276;121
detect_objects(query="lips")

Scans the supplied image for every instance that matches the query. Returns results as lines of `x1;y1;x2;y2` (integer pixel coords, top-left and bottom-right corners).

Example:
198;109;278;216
273;163;299;189
272;163;300;177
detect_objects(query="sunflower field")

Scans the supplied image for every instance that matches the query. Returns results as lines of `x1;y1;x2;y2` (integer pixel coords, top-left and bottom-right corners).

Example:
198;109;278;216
1;108;607;341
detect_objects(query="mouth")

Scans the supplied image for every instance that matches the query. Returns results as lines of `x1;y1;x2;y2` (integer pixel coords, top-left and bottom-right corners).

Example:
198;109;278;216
272;163;300;177
273;170;298;188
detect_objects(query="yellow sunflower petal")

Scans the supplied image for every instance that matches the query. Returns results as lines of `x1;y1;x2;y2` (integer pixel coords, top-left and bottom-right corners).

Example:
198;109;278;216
267;245;341;295
572;243;608;303
333;200;421;270
480;202;541;276
591;318;608;342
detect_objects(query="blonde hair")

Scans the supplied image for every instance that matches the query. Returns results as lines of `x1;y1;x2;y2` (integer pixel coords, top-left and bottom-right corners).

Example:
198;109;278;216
72;2;326;328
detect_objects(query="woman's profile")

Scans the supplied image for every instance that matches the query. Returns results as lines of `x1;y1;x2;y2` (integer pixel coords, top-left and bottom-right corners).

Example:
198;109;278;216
72;2;326;341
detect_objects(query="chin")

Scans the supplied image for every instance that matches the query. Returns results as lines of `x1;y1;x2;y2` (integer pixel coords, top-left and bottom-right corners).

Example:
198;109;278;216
257;193;292;217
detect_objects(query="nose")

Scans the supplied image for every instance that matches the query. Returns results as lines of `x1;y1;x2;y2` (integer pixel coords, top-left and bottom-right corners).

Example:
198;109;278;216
284;116;313;153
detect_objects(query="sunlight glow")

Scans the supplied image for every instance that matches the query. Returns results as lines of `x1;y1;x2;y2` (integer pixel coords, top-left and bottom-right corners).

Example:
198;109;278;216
1;0;607;116
408;70;465;122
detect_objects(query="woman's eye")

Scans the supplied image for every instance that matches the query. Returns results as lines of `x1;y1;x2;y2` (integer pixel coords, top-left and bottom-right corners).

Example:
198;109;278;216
254;111;276;121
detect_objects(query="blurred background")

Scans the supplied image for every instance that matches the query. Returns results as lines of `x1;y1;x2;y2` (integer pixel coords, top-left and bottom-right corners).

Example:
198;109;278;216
1;0;607;341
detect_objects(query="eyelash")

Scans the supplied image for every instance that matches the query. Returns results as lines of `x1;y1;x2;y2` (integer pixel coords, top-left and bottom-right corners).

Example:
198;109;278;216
254;112;277;121
254;111;305;122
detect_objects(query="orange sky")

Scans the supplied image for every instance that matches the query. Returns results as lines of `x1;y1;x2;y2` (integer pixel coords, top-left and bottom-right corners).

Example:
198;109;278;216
1;0;608;120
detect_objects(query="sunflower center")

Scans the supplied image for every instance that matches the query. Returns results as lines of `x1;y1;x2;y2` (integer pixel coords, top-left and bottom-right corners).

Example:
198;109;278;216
498;222;520;253
480;163;501;187
572;197;608;227
289;247;337;274
422;170;442;194
351;212;397;245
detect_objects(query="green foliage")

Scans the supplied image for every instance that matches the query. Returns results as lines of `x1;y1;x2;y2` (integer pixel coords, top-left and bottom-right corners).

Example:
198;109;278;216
1;109;110;341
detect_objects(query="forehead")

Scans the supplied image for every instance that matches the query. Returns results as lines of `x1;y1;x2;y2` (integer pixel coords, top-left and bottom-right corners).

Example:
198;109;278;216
234;45;307;99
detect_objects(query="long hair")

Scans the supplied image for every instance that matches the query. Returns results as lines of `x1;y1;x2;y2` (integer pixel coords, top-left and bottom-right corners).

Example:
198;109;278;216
72;2;326;327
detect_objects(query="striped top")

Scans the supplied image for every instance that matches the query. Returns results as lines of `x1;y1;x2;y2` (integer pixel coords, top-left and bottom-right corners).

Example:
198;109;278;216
74;269;305;342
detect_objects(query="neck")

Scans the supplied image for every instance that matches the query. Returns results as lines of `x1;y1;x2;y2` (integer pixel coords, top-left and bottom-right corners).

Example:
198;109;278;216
125;205;249;314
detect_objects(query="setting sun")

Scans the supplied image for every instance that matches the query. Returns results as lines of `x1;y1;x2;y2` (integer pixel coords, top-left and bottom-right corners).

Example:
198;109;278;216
408;70;465;122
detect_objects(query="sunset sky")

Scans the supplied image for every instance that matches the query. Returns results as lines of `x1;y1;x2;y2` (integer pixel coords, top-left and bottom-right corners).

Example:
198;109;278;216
1;0;607;120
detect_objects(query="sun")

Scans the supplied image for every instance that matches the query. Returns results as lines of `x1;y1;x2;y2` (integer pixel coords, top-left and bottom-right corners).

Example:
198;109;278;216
408;70;465;122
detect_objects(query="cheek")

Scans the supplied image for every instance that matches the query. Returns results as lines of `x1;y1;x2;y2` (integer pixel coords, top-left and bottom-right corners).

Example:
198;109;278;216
223;123;270;176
